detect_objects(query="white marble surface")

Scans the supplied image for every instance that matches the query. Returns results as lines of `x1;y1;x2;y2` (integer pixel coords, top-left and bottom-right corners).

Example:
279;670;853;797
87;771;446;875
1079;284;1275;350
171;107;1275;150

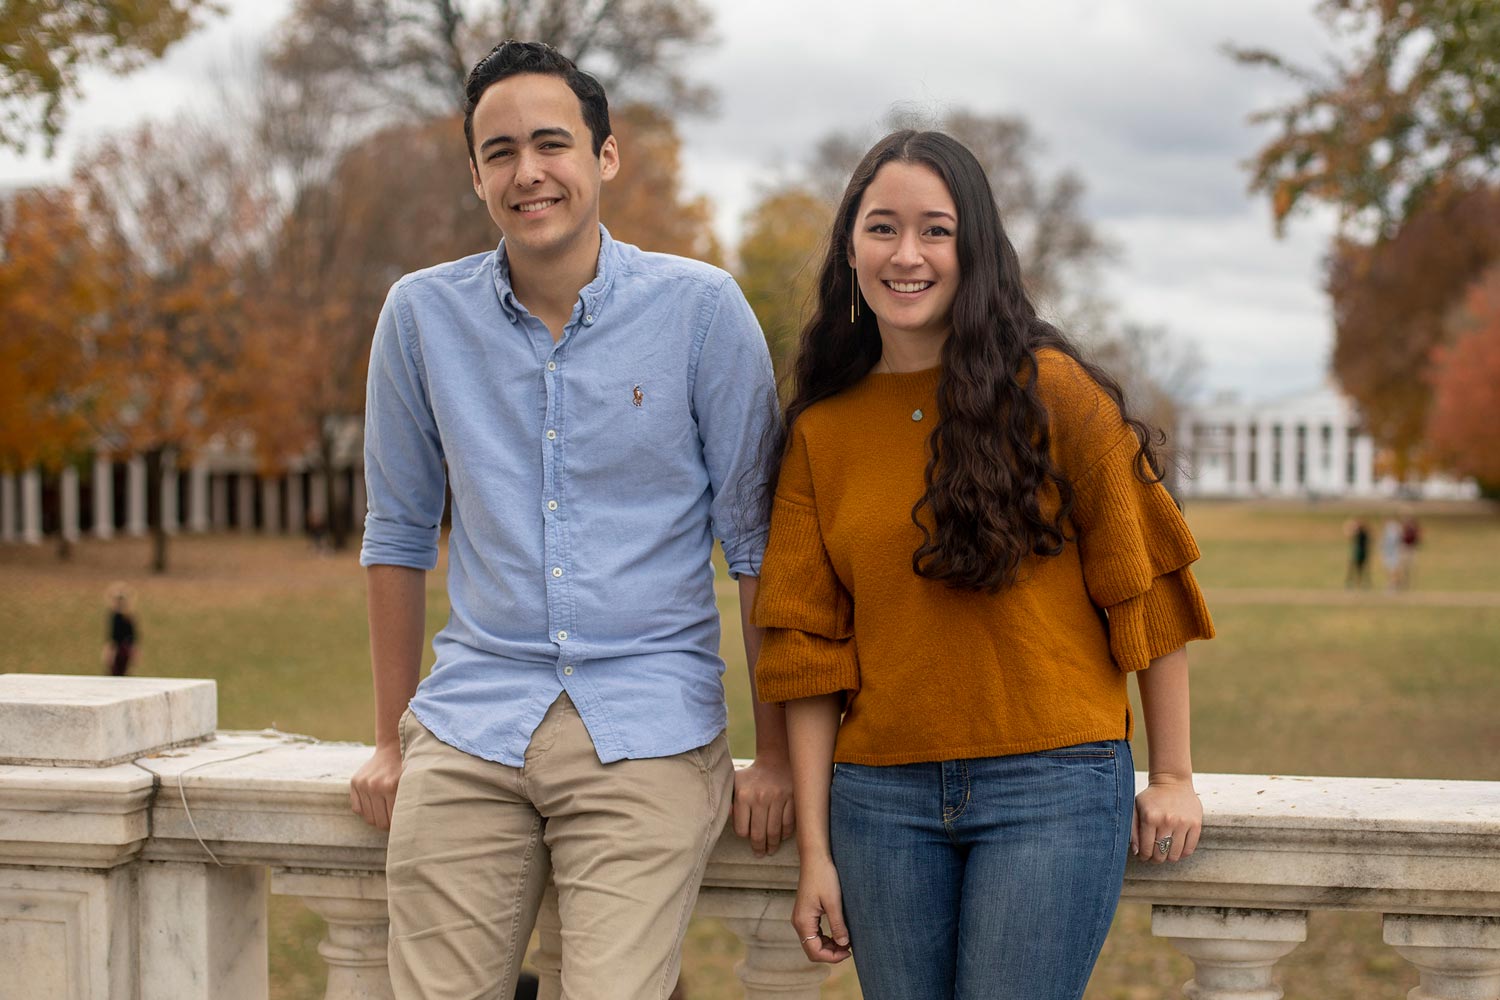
139;861;268;1000
0;675;216;766
0;866;135;1000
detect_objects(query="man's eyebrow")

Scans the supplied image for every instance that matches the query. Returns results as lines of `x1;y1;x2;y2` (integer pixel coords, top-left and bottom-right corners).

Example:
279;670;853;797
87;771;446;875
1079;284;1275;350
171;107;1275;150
479;126;575;153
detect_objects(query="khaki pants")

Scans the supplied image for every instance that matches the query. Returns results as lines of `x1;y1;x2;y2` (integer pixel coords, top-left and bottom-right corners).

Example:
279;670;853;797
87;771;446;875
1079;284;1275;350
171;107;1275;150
387;693;732;1000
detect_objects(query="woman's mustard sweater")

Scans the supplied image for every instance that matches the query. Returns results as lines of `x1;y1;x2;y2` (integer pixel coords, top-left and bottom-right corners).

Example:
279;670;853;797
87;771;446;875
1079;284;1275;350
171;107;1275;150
752;349;1215;765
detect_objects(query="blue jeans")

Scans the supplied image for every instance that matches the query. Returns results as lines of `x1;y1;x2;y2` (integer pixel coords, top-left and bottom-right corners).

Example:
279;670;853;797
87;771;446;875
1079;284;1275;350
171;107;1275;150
829;740;1134;1000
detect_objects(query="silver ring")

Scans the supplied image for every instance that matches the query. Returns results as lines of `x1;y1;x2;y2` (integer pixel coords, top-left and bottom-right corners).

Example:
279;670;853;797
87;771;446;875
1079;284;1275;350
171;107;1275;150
801;933;821;943
1155;836;1172;856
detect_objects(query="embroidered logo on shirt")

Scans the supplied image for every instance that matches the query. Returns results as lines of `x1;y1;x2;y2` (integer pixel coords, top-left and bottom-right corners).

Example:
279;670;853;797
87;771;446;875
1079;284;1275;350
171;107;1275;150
632;384;644;407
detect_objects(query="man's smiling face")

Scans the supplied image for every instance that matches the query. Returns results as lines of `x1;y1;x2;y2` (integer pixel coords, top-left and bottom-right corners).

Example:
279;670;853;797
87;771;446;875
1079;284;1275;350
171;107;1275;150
468;72;619;260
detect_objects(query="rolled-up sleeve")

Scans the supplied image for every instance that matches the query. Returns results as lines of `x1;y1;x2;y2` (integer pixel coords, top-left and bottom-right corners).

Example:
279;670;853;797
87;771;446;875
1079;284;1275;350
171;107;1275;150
359;283;447;571
1072;430;1215;672
690;276;777;578
751;426;860;701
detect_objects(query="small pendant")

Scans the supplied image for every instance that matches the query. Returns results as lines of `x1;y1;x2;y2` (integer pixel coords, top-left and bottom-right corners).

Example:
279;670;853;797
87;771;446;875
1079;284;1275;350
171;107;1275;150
912;409;924;422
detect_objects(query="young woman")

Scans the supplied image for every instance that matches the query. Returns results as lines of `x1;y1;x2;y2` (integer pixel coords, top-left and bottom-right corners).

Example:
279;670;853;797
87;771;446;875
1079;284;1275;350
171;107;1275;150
751;131;1215;1000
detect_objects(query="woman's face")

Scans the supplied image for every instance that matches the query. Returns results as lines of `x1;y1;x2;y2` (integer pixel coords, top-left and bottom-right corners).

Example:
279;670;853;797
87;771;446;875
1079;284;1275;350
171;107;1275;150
848;161;961;349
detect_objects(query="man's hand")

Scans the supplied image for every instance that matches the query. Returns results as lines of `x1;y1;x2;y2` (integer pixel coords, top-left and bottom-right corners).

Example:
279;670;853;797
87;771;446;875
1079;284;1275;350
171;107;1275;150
732;755;795;856
350;742;403;830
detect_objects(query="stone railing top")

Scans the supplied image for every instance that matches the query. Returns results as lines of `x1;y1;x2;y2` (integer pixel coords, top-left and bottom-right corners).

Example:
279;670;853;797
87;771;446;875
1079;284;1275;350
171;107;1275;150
0;674;216;766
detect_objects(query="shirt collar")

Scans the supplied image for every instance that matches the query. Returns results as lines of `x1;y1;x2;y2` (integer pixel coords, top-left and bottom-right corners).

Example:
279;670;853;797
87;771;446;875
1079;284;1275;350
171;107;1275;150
493;224;618;327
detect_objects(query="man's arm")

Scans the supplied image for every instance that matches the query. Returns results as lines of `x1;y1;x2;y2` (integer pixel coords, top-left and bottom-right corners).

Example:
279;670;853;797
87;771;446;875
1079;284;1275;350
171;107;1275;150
730;575;796;855
349;564;427;830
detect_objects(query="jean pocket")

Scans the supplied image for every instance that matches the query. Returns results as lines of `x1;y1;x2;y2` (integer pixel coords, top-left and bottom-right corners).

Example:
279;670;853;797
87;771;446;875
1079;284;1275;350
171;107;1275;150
1035;741;1118;759
398;706;413;761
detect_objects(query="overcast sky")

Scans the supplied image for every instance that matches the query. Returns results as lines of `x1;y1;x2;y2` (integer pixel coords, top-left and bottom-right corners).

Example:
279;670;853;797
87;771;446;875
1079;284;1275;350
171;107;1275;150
0;0;1343;401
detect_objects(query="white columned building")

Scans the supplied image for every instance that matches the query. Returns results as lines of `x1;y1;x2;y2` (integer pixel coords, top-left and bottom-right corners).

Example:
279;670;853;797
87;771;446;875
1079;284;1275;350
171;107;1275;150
1179;384;1479;500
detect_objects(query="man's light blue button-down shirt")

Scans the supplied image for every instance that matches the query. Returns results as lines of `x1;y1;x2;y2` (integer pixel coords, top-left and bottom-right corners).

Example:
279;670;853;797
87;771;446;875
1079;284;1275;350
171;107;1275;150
360;227;776;766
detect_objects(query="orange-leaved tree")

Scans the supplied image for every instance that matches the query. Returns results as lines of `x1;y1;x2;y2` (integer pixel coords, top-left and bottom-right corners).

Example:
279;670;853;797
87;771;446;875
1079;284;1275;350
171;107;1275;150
1427;265;1500;492
735;187;831;378
1325;184;1500;472
77;119;273;572
0;187;116;477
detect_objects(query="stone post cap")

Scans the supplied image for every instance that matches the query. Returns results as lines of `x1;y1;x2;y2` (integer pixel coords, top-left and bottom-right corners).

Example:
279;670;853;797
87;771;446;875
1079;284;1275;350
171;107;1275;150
0;674;217;766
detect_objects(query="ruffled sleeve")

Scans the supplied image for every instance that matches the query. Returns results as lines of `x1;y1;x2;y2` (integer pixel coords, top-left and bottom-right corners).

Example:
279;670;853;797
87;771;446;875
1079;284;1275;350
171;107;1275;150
1071;430;1215;672
751;424;860;702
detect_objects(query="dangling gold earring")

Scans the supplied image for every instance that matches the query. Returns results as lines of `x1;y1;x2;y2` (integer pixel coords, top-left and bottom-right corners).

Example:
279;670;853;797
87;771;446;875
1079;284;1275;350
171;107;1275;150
850;265;861;323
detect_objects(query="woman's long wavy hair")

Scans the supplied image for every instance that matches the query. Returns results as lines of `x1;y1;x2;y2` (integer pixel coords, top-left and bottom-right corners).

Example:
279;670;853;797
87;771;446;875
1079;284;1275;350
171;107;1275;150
767;130;1163;592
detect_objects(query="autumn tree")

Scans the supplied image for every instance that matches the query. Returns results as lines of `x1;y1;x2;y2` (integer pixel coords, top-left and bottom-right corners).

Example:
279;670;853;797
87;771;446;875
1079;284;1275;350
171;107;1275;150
735;188;831;375
267;0;715;125
1324;184;1500;468
0;0;222;152
77;118;271;572
1427;265;1500;491
1232;0;1500;238
0;188;115;476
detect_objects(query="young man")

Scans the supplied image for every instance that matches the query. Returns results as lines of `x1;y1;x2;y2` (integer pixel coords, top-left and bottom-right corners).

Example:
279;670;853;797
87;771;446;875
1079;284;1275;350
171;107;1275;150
351;40;794;1000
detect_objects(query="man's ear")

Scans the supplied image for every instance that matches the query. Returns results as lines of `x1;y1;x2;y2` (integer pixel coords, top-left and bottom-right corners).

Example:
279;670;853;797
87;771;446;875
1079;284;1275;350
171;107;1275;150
469;157;485;200
598;134;620;182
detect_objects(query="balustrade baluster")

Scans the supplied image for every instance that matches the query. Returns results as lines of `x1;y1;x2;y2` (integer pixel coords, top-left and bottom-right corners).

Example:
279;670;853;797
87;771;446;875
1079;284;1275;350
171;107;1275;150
1385;913;1500;1000
1153;905;1306;1000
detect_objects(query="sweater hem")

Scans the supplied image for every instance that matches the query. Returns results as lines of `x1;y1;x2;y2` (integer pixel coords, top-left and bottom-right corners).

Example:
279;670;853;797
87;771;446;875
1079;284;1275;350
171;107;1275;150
833;725;1129;766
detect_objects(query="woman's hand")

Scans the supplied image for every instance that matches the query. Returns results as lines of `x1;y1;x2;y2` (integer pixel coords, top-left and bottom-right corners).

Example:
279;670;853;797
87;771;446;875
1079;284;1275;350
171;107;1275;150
1132;775;1202;864
792;853;852;963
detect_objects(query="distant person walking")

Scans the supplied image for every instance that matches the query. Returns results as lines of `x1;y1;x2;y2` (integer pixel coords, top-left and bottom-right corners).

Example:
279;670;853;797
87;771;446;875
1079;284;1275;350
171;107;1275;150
1399;515;1422;589
1345;518;1370;588
103;586;137;677
1380;517;1405;590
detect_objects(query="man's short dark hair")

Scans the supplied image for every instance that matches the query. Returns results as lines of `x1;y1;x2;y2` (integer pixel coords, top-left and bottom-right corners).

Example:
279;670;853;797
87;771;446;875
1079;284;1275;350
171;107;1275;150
463;40;612;159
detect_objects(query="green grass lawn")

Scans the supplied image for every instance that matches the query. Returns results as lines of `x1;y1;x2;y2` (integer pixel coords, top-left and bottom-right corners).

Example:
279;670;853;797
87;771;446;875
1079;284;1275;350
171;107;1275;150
2;498;1496;999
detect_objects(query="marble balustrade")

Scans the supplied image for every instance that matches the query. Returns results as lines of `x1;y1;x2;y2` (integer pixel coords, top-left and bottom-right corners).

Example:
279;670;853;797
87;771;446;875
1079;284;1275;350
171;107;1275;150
1;674;1498;1000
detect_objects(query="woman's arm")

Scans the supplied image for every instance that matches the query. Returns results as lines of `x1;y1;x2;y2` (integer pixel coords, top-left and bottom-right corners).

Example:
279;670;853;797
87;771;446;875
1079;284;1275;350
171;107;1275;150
786;694;852;963
1132;646;1203;863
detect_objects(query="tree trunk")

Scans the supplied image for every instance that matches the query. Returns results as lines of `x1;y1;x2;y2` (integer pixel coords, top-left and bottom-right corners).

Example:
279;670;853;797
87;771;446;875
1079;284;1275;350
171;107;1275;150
145;447;169;574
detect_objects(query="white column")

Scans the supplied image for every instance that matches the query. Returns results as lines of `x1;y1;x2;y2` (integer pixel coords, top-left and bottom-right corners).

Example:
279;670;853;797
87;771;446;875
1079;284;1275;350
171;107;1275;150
1253;420;1273;495
236;474;255;533
1330;418;1351;495
161;453;180;536
1154;905;1306;1000
277;872;394;1000
1307;422;1327;492
287;473;306;534
139;861;268;1000
261;478;282;535
190;464;210;533
1385;914;1500;1000
21;468;43;544
0;473;15;543
1238;419;1255;496
1278;422;1299;495
1354;433;1377;495
93;455;114;540
211;474;230;531
60;466;80;543
126;456;148;536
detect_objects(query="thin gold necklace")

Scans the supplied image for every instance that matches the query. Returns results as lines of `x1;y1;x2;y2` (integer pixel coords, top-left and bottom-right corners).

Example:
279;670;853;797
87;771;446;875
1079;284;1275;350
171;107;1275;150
876;356;925;422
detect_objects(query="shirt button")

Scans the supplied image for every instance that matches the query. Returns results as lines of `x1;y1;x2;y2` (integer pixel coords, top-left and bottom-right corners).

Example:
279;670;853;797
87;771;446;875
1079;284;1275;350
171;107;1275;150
547;500;558;511
552;567;563;577
563;665;574;676
584;314;594;325
546;429;557;440
556;630;568;641
546;361;557;371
